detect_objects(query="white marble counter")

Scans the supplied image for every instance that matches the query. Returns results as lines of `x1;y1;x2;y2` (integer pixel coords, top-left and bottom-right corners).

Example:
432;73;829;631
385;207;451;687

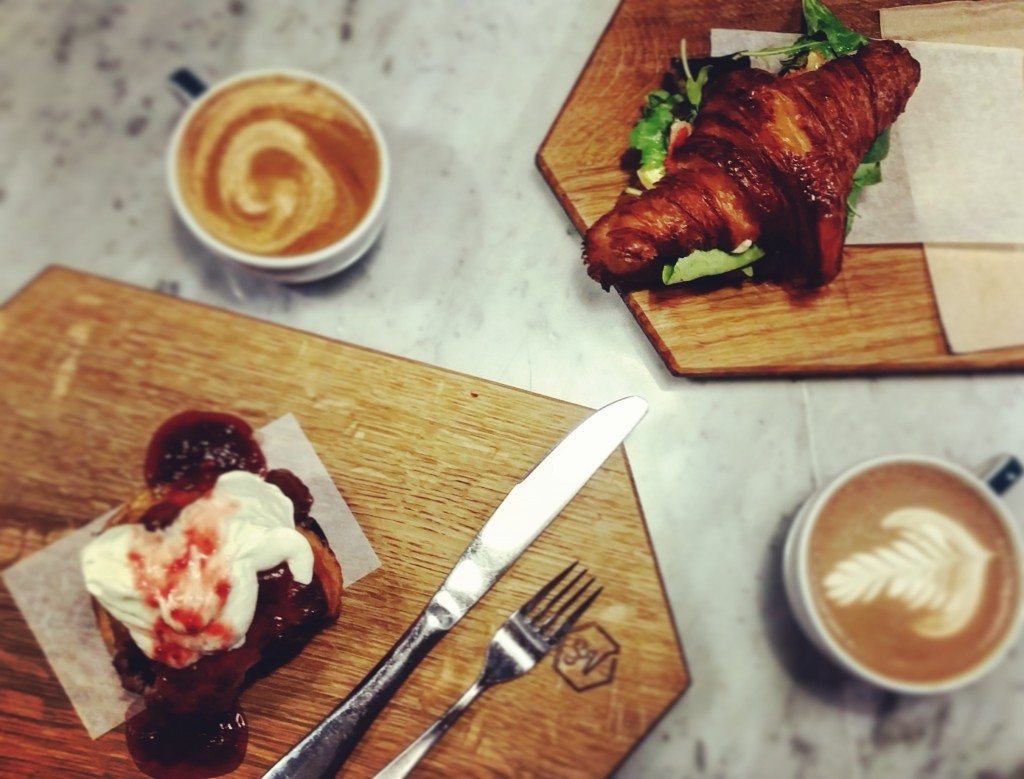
1;1;1022;777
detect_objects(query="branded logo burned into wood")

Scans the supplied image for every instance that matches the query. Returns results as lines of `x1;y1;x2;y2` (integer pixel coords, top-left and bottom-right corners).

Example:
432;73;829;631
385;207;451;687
553;622;619;692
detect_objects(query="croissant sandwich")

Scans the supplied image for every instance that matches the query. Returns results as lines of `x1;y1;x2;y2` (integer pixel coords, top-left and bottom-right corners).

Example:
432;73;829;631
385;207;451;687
584;3;921;291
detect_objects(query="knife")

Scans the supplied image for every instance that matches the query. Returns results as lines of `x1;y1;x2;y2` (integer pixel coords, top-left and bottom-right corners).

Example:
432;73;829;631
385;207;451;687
264;395;648;778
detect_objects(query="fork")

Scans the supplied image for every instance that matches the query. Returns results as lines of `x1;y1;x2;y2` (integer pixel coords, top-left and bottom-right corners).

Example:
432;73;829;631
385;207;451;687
373;561;601;778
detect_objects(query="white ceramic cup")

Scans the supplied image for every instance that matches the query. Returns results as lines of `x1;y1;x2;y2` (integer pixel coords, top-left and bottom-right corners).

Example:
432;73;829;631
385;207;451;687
166;67;390;283
783;453;1024;695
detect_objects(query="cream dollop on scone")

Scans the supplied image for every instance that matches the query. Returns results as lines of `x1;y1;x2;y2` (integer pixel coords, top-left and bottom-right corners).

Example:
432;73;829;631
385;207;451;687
82;471;315;668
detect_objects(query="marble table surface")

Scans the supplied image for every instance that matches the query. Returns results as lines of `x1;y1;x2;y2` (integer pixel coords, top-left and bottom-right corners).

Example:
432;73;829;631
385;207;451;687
2;1;1023;777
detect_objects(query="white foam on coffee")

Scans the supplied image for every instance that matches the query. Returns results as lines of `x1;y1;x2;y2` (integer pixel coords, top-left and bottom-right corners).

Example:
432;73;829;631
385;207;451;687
823;507;993;639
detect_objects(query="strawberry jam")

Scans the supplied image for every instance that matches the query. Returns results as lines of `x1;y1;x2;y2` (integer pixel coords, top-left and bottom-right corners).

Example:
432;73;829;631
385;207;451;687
144;411;266;492
126;706;248;779
116;411;332;778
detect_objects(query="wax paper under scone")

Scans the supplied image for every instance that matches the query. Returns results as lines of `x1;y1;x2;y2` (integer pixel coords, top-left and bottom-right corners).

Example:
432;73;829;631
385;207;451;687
708;31;1024;247
0;413;380;739
880;0;1024;354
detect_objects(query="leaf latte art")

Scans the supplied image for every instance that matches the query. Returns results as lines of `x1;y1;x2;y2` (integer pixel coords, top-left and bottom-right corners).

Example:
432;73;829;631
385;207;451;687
823;508;993;639
177;75;380;257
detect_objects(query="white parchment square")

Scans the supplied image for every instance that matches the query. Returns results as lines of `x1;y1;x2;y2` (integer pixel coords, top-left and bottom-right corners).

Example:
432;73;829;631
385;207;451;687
709;30;1024;245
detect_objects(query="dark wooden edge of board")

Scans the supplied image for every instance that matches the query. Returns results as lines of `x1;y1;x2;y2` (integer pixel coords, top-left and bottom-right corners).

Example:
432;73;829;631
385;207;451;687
535;0;627;237
533;2;1024;379
2;264;693;760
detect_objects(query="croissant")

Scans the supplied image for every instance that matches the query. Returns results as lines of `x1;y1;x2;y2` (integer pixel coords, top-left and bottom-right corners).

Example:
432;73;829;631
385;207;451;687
584;40;921;290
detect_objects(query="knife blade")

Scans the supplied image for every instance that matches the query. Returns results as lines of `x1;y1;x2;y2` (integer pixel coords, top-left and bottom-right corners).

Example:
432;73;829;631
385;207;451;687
264;395;647;778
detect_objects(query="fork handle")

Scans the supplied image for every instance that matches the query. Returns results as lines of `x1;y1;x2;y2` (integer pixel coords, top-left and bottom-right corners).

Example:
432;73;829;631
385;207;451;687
264;606;449;778
373;680;486;779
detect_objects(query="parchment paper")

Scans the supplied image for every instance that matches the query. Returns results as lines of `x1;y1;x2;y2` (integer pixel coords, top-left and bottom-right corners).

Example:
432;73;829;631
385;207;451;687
1;413;380;739
880;1;1024;354
709;30;1024;246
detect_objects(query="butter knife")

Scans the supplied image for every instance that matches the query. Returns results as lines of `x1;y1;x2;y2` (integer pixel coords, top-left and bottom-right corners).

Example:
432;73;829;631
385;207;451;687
264;395;647;778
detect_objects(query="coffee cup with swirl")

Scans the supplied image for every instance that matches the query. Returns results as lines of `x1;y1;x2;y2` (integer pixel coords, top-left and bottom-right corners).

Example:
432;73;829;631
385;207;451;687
167;68;389;283
783;453;1024;694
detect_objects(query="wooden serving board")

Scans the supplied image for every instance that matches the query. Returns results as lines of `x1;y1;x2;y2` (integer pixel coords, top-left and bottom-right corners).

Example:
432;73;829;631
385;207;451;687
537;0;1024;377
0;268;688;778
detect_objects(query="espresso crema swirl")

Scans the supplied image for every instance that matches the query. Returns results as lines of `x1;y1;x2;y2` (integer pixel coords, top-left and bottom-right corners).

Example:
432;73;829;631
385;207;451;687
177;75;379;257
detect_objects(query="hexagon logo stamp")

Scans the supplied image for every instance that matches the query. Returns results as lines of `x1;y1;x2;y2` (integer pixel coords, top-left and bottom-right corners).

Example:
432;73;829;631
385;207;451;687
553;622;620;692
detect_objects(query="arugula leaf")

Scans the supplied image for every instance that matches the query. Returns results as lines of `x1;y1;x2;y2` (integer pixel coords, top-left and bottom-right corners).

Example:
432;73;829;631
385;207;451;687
801;0;868;56
844;130;891;232
779;42;813;73
845;190;865;232
629;1;870;193
682;62;712;118
743;0;868;64
845;161;881;232
861;129;890;164
628;90;685;180
722;1;882;236
853;160;882;188
738;36;825;60
662;244;766;285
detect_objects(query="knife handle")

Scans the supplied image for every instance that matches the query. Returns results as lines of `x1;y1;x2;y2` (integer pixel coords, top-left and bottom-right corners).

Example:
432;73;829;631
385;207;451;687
264;603;452;779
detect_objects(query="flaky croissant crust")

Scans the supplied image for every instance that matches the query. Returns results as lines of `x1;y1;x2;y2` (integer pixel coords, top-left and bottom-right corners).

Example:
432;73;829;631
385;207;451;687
584;40;921;290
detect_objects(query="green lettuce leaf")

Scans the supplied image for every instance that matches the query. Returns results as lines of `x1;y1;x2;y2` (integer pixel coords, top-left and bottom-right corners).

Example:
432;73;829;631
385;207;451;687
662;244;766;285
628;90;685;184
628;52;717;189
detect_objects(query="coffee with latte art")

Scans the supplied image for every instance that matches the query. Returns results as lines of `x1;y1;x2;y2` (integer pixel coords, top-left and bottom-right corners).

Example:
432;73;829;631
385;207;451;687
177;75;379;257
808;463;1021;685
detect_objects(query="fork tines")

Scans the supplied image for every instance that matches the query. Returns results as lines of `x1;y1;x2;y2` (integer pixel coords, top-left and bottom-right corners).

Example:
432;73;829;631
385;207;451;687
521;561;603;642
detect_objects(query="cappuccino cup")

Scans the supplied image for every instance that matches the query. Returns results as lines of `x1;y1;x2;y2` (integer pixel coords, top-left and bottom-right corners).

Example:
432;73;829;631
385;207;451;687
783;454;1024;694
166;67;389;283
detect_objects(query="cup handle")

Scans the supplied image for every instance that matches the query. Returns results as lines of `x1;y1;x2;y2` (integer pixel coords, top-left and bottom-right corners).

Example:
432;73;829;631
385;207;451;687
168;68;208;104
977;454;1023;496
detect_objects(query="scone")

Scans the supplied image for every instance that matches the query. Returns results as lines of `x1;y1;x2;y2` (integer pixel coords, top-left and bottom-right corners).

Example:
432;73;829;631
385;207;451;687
82;411;343;718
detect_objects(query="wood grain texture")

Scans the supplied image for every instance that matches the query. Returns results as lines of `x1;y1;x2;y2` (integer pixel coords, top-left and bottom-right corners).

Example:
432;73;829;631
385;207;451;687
537;0;1024;377
0;267;688;778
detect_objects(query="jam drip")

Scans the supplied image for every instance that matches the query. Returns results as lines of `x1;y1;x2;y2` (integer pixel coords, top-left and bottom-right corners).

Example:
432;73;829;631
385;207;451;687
144;411;266;492
116;411;334;778
123;564;328;777
265;468;312;523
265;468;330;543
126;706;248;779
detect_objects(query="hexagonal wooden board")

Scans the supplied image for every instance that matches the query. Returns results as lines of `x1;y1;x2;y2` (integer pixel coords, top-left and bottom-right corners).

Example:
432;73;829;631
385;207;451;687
537;0;1024;377
0;267;688;777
